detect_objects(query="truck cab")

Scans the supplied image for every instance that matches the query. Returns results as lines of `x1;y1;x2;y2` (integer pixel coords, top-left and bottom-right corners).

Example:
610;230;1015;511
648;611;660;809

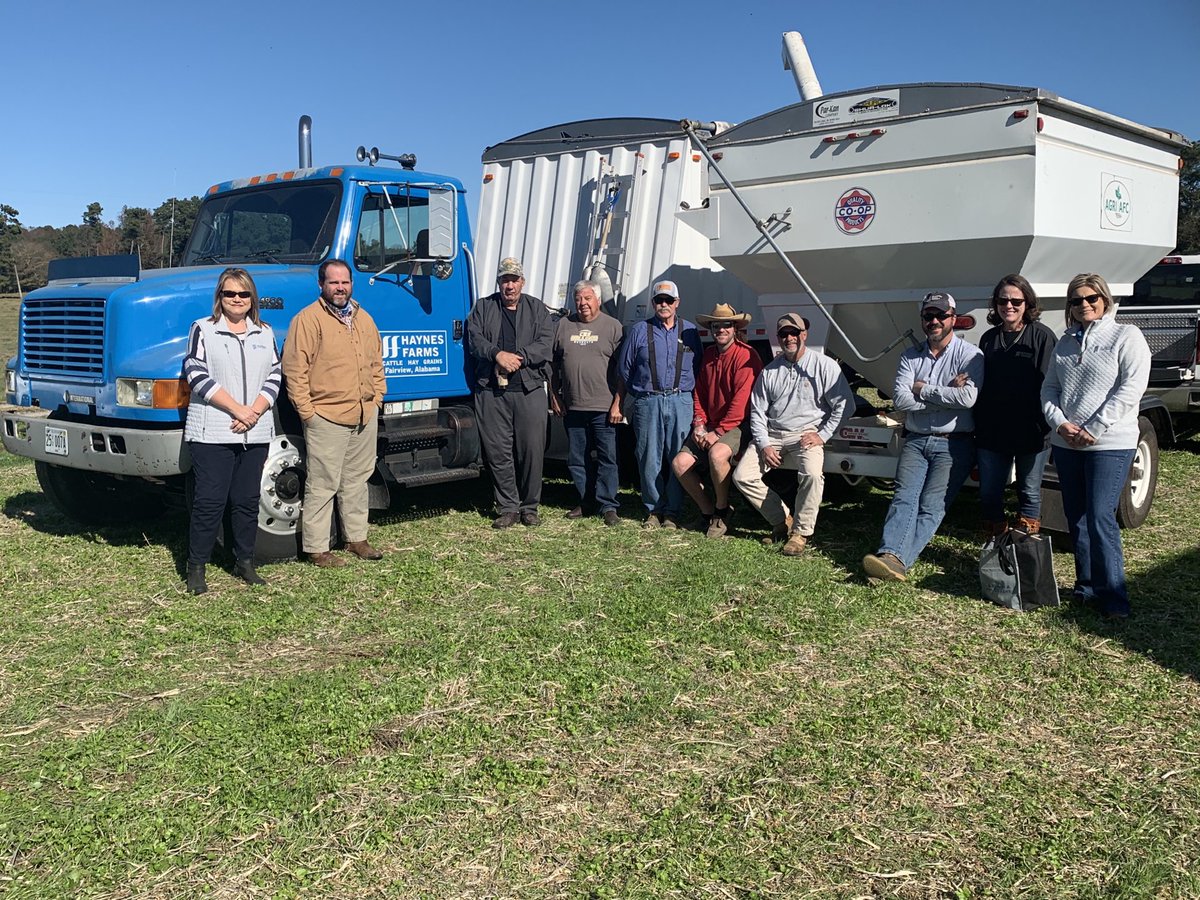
2;152;482;560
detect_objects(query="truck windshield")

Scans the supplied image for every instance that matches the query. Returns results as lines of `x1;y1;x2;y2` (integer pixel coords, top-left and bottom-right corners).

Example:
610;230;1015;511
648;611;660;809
182;181;342;266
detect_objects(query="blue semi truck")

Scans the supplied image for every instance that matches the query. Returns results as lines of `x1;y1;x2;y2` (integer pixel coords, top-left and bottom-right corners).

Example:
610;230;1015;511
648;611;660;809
2;121;484;560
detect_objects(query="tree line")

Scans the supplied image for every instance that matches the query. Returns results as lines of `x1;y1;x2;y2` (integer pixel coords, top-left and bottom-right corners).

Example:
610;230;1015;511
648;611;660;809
0;197;202;293
1;142;1197;295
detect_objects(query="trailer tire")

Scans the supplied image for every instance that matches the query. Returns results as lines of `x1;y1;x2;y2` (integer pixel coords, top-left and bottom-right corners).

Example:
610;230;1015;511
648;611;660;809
1116;415;1158;529
35;461;164;526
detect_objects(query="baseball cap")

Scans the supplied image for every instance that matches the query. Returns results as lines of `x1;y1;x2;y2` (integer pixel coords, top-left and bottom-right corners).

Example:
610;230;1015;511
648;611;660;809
776;313;810;333
497;257;524;279
920;291;956;314
651;280;679;300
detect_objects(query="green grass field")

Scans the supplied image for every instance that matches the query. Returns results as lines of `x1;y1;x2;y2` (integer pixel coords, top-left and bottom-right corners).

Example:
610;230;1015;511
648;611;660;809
1;432;1198;897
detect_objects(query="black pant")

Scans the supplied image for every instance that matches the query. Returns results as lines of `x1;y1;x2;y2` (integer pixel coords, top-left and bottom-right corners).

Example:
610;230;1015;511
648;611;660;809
474;387;547;514
188;441;269;565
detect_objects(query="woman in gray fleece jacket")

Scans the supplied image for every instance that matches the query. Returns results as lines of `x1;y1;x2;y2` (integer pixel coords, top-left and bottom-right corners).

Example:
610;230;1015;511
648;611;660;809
1041;273;1150;619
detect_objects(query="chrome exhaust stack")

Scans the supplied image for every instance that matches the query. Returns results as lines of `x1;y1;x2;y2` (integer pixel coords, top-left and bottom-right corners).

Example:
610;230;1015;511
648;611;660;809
298;115;312;168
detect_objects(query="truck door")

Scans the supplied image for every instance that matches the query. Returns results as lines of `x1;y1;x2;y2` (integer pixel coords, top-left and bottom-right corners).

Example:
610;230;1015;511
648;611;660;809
349;182;470;401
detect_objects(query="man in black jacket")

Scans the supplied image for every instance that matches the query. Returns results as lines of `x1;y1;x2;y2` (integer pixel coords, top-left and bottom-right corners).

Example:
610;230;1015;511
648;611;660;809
466;257;556;528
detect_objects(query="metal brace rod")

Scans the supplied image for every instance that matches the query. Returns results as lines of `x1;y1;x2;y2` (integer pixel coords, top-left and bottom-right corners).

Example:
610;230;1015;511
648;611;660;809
680;120;917;363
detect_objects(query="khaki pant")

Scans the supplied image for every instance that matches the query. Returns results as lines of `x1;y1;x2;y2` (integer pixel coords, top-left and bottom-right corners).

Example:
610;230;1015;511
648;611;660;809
733;441;825;536
301;411;378;552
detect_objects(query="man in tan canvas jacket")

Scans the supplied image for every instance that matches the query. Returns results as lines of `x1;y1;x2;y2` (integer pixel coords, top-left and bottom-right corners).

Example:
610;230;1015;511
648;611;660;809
282;260;387;566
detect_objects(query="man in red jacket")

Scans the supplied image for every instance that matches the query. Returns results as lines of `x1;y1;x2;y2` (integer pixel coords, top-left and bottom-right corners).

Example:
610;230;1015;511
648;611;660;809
671;303;763;537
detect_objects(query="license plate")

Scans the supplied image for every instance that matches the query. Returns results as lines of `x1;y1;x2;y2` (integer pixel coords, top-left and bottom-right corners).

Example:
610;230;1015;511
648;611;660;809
45;426;68;456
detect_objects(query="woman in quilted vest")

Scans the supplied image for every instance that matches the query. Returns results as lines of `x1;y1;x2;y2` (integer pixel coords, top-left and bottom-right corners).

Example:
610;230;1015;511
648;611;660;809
182;268;282;594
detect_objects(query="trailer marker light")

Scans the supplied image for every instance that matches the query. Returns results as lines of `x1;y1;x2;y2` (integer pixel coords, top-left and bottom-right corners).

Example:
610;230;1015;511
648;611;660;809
249;175;262;186
713;152;723;161
692;154;700;162
483;174;494;183
953;315;977;331
1013;109;1030;120
668;152;681;161
870;128;886;136
266;173;278;182
822;135;837;143
1036;116;1044;132
846;132;861;139
330;167;343;177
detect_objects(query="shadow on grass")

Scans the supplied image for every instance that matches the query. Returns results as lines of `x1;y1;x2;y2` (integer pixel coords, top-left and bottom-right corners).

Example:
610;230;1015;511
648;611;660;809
1061;546;1200;682
3;489;192;574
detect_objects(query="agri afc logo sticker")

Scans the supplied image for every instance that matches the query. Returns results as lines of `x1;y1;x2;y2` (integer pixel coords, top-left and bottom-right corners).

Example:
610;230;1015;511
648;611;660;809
835;187;875;235
1101;174;1132;232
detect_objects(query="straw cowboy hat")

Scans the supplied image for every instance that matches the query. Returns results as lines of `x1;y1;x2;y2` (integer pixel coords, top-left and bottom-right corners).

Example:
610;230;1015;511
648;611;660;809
695;302;752;327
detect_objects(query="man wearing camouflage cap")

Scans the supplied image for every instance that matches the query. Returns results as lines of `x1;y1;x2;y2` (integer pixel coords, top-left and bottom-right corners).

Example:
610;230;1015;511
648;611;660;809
466;257;556;528
862;291;983;582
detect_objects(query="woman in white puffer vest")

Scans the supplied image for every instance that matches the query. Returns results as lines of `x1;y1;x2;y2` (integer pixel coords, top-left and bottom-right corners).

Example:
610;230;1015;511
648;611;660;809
1041;273;1150;619
183;268;282;594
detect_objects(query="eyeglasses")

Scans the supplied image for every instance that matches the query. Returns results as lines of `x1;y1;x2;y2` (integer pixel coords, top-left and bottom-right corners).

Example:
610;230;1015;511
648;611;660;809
777;329;804;339
711;322;736;330
653;297;677;306
921;311;953;322
221;290;252;299
997;297;1026;307
1068;293;1104;307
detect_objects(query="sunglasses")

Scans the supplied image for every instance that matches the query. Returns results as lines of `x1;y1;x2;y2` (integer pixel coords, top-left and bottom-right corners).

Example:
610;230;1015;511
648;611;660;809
997;297;1026;307
777;329;804;339
1068;293;1104;307
653;297;677;305
221;290;252;299
710;322;737;330
921;311;953;322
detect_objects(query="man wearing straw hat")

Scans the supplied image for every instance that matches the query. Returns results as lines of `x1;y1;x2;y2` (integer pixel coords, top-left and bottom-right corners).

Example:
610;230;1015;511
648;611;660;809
671;302;762;538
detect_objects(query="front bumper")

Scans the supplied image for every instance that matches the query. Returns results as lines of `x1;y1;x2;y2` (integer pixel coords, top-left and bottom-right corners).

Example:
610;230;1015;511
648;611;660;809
0;404;189;477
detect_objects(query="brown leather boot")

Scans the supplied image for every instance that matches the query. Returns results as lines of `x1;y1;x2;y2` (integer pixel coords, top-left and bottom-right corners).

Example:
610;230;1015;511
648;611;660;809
1014;516;1041;535
308;551;347;568
345;540;383;560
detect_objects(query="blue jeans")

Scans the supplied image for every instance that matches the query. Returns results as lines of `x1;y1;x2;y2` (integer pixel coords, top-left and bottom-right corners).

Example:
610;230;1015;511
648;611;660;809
629;391;692;517
565;410;619;513
1052;446;1135;616
878;433;975;569
976;446;1051;522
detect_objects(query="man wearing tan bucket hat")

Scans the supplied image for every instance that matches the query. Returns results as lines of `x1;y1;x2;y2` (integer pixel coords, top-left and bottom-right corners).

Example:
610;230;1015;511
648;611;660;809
671;303;763;537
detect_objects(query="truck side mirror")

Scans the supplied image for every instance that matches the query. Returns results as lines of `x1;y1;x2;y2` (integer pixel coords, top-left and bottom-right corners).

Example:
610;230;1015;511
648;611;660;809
426;188;456;259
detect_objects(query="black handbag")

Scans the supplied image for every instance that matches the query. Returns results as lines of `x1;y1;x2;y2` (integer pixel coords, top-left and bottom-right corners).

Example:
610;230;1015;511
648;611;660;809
979;530;1060;611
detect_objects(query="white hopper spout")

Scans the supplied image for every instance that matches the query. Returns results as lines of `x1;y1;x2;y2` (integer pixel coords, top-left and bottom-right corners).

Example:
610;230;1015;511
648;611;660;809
782;32;822;101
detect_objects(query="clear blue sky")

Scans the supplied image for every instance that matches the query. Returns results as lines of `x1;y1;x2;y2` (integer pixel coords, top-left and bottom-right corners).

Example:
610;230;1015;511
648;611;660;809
3;0;1196;229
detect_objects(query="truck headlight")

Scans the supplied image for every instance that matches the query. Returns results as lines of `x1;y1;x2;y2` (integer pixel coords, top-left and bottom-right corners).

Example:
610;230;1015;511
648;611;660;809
4;366;14;396
116;377;190;409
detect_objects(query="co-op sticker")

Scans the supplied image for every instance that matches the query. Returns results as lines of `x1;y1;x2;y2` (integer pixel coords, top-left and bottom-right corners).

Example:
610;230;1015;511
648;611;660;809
835;187;875;235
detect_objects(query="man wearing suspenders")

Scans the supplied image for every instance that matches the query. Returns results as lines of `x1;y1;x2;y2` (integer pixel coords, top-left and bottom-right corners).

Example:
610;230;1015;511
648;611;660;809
614;280;703;528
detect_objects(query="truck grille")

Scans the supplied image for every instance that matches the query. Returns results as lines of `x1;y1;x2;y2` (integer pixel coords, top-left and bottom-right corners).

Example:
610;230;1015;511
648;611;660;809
21;298;106;380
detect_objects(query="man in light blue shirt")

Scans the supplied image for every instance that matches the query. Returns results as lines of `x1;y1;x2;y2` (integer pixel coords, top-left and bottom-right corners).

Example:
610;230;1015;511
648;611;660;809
863;291;984;582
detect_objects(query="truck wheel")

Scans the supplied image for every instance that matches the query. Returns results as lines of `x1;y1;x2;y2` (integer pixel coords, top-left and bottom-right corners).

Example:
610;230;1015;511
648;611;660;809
1116;416;1158;529
35;461;164;525
252;433;309;562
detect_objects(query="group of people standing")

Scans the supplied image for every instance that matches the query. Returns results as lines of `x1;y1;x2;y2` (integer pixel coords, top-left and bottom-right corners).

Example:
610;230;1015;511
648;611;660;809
862;275;1150;619
183;257;1151;618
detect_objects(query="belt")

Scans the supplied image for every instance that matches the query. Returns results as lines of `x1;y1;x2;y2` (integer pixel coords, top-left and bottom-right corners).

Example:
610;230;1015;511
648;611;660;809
638;389;684;396
903;429;974;440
